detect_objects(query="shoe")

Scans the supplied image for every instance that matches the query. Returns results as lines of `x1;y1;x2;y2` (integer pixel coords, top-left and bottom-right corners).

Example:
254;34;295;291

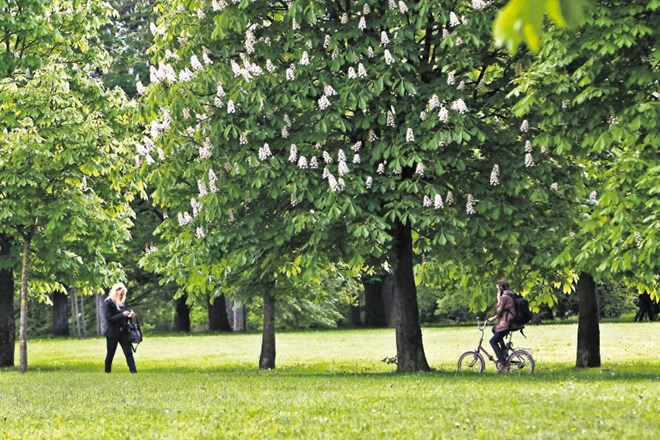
497;363;509;373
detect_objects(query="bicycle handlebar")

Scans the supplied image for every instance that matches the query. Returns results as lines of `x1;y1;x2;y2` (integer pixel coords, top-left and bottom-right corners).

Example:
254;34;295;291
476;319;489;331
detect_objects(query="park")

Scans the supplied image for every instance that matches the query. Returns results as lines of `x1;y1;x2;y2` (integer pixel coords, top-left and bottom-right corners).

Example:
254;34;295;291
0;0;658;438
0;322;658;438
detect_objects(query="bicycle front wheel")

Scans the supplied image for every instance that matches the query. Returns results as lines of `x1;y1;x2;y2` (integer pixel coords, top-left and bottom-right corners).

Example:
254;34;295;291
507;350;535;374
457;351;485;373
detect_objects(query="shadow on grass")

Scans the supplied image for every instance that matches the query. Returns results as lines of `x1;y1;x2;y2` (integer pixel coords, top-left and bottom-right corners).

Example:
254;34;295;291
4;361;659;384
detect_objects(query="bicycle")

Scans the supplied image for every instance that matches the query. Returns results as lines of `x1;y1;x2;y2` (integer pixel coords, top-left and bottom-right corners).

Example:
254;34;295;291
457;320;535;374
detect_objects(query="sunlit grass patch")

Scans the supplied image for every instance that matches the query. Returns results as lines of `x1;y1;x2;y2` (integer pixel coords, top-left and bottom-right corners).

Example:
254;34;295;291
1;322;657;439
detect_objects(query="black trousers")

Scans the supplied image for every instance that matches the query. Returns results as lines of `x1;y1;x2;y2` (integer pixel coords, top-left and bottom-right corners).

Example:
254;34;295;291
105;334;137;373
490;327;510;365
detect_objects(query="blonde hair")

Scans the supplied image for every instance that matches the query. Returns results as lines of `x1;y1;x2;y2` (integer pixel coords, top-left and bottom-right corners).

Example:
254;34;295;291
109;283;127;308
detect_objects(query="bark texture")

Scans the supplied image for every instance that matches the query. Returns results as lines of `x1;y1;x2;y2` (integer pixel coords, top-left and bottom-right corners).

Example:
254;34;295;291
0;234;14;367
52;291;69;336
19;237;31;373
392;221;430;373
364;276;386;327
173;295;191;332
576;272;601;368
226;299;247;332
259;292;276;369
208;294;231;331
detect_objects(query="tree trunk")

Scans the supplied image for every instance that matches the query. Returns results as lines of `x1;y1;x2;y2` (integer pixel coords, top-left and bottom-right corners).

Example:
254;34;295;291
347;302;361;327
364;275;387;327
576;272;601;368
226;299;247;332
173;294;191;332
382;275;396;327
392;221;430;373
52;290;69;336
19;236;31;373
259;291;276;369
208;294;231;331
0;234;15;367
96;293;106;336
71;288;81;337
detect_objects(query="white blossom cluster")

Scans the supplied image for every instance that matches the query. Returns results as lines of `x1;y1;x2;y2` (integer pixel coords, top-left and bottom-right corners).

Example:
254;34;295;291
318;84;336;110
524;153;535;167
406;128;415;142
149;62;177;85
177;212;193;226
520;119;529;133
232;56;263;82
471;0;488;10
191;197;203;218
384;49;395;65
200;138;213;159
466;194;477;215
288;144;298;162
451;98;468;114
258;143;272;161
490;164;500;186
208;169;218;193
423;194;444;210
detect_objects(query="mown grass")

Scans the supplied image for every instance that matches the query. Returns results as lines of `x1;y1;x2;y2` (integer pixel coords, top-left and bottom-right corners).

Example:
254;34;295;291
1;322;658;439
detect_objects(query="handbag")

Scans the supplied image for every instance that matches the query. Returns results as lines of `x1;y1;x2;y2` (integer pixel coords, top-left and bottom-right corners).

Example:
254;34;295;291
127;317;143;352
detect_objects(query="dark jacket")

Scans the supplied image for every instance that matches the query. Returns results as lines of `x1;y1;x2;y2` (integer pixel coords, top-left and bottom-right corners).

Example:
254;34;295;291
495;291;516;332
103;298;130;338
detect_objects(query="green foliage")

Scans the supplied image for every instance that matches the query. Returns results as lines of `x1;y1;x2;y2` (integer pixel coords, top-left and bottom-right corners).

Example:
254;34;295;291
101;0;156;97
512;0;659;296
494;0;590;53
0;63;137;295
140;0;572;324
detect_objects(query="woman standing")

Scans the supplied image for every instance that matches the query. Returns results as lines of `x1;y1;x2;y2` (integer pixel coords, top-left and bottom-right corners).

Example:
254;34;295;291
103;283;137;374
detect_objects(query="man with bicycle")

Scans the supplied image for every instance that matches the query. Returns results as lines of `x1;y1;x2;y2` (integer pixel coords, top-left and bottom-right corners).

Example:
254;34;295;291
486;279;517;373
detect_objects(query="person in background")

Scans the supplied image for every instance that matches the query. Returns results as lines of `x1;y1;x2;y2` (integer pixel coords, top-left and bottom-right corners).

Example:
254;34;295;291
486;278;516;373
103;282;137;373
634;292;657;322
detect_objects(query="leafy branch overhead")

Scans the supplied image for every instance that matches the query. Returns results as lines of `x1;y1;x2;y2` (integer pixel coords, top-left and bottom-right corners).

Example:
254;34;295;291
494;0;590;53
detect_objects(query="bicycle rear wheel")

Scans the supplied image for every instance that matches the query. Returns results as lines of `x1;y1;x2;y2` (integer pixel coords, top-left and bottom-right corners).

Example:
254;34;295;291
507;350;535;374
457;351;485;373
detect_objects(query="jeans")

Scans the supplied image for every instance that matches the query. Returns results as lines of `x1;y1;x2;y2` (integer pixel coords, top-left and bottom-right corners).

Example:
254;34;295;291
105;334;137;373
490;327;510;365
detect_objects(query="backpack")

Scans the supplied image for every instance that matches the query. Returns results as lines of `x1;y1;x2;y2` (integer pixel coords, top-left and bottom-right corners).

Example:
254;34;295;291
506;291;532;327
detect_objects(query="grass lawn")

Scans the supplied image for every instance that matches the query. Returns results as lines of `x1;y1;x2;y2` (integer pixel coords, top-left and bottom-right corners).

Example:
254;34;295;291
1;322;658;439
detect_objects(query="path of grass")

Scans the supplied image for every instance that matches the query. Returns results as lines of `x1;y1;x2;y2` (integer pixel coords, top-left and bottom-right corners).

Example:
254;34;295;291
1;323;658;439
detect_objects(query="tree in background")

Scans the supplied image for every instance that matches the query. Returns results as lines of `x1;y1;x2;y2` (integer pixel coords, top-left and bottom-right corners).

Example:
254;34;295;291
512;0;659;367
140;0;573;371
0;0;138;371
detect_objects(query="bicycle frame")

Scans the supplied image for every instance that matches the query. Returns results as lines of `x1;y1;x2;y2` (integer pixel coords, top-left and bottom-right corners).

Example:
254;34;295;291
472;320;513;367
457;320;535;373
